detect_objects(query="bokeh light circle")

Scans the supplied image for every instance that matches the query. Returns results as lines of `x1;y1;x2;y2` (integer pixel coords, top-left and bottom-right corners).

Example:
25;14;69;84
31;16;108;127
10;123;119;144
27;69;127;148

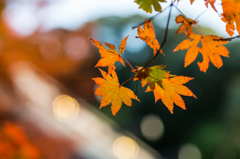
52;95;80;122
178;143;201;159
113;136;139;159
140;114;164;141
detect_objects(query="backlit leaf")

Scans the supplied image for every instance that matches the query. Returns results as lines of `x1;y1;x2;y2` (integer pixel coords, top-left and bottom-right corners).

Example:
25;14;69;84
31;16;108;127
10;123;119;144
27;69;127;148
136;19;162;56
90;36;129;74
204;0;217;12
173;33;230;72
175;15;198;37
93;69;139;115
221;0;240;36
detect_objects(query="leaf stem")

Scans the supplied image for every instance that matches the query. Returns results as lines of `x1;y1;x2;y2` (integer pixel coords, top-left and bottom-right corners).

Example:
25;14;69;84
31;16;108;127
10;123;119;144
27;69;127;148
193;24;203;37
132;5;170;29
121;56;134;71
143;2;173;68
120;76;135;86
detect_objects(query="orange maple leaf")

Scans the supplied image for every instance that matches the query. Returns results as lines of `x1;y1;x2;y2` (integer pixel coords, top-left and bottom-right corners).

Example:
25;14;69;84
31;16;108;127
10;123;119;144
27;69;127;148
93;68;139;115
221;0;240;36
175;15;198;37
133;65;196;113
145;72;196;113
173;33;230;72
136;19;162;56
90;36;129;74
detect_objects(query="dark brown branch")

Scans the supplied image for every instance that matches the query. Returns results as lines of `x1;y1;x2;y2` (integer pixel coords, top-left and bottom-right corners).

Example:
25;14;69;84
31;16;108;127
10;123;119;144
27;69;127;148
143;3;173;68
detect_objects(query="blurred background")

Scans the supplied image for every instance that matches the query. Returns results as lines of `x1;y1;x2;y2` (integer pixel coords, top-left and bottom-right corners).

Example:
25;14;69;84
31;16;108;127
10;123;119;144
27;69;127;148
0;0;239;158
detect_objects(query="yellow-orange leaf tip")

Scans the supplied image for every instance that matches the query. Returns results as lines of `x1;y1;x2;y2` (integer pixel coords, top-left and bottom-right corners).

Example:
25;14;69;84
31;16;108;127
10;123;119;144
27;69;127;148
93;68;139;116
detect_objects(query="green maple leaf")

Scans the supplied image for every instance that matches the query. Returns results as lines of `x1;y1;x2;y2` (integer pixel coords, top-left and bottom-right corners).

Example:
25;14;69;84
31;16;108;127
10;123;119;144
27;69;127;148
133;65;167;89
134;0;166;13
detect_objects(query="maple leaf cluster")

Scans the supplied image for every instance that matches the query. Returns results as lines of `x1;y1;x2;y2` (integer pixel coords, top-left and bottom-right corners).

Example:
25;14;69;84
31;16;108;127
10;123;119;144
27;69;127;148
90;0;239;116
91;20;196;115
171;1;233;72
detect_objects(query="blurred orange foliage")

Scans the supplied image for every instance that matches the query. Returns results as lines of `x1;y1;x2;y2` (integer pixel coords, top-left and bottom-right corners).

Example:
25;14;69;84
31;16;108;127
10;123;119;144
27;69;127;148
0;123;40;159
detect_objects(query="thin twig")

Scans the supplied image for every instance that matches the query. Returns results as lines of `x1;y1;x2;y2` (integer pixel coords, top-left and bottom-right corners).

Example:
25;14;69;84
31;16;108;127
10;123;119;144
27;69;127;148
143;2;173;68
173;4;185;17
194;8;210;21
120;76;135;86
132;5;170;29
121;56;134;71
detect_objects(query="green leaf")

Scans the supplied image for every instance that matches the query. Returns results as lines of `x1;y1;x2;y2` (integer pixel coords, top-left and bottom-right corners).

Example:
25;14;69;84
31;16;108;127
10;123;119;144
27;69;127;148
133;65;167;89
147;65;167;83
134;0;166;13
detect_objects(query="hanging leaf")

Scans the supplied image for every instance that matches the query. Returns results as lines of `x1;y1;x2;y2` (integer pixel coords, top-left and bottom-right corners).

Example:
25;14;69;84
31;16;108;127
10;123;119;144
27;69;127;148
93;68;139;115
175;14;198;37
221;0;240;36
136;19;162;56
173;33;230;72
90;36;129;74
